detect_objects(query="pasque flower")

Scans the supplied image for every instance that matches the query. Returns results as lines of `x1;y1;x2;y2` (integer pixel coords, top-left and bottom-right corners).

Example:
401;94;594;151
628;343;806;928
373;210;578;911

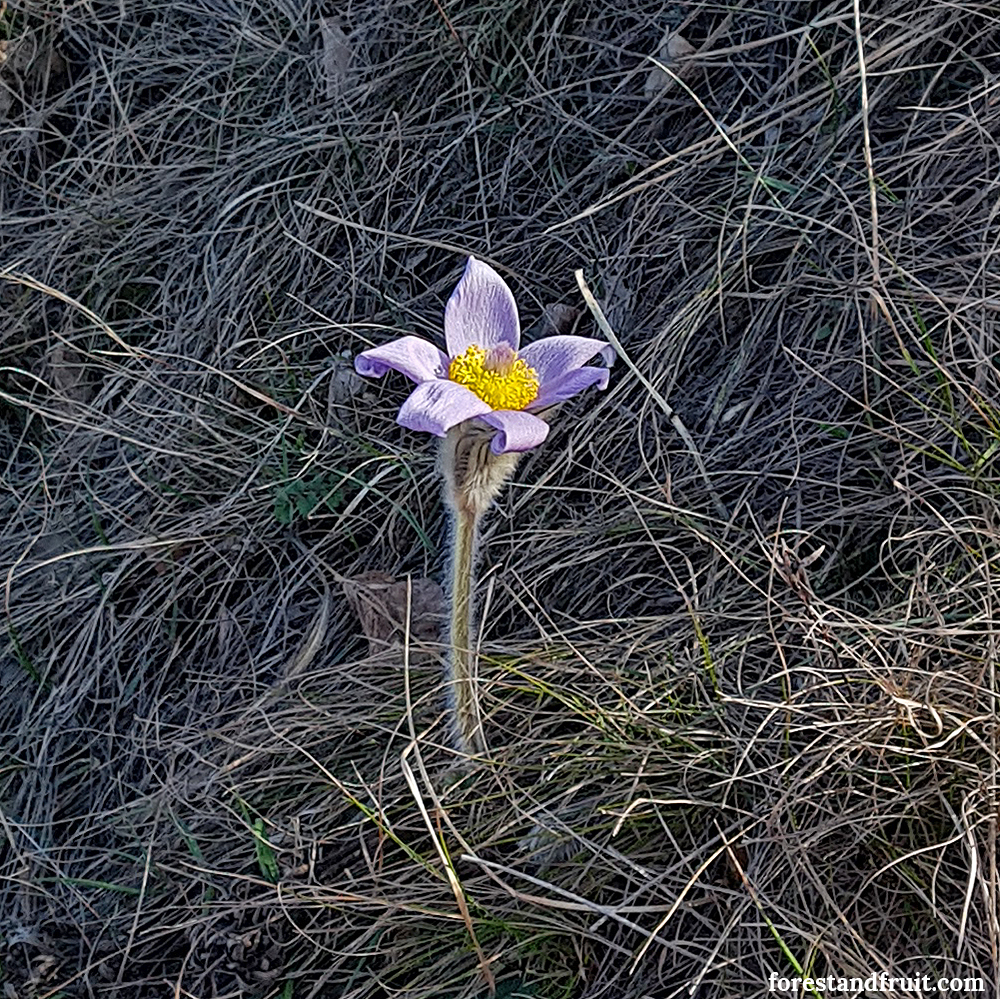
355;257;615;453
354;256;615;758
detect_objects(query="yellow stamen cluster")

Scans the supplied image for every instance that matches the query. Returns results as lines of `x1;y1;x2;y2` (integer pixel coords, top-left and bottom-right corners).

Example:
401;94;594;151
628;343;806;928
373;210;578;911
448;343;539;411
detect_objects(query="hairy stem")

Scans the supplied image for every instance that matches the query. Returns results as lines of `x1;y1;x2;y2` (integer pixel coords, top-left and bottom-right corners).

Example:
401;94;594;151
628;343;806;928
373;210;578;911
438;420;534;758
446;505;483;756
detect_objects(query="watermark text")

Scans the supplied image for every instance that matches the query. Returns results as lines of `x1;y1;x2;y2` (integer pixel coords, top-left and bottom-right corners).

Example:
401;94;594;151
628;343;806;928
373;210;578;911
767;971;986;996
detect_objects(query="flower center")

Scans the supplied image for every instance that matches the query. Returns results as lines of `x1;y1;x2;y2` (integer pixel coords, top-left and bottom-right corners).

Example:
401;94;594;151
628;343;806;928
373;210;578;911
448;343;539;411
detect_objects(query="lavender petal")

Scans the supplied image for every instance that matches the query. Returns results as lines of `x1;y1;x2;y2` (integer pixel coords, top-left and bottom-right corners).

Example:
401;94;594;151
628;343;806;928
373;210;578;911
444;257;520;357
480;408;550;454
518;334;615;385
355;336;450;383
528;365;610;409
396;379;492;437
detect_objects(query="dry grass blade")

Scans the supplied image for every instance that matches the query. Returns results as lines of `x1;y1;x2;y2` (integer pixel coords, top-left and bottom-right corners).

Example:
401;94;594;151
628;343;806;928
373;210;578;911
575;267;729;522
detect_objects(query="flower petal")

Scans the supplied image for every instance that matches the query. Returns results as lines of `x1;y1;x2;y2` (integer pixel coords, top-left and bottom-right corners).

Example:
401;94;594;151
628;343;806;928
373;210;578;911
479;409;550;454
396;379;492;437
444;257;520;357
355;336;450;384
528;365;610;409
518;334;615;385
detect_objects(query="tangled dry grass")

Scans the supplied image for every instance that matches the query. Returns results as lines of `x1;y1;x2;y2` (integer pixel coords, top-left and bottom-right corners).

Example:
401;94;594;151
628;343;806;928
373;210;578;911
2;1;999;997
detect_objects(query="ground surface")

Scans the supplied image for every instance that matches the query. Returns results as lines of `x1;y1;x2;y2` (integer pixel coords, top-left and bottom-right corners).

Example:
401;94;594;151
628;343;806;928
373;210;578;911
1;2;999;997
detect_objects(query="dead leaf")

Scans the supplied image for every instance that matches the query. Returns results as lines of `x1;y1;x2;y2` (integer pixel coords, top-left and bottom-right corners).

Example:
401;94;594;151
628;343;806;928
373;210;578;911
666;33;696;61
720;843;750;889
327;350;364;405
46;343;93;407
543;303;580;336
644;31;696;99
29;954;60;985
343;572;444;656
319;18;352;99
0;30;68;108
0;36;33;76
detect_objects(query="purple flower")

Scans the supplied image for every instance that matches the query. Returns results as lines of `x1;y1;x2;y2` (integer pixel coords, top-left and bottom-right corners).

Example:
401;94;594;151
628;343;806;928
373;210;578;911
355;257;615;454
